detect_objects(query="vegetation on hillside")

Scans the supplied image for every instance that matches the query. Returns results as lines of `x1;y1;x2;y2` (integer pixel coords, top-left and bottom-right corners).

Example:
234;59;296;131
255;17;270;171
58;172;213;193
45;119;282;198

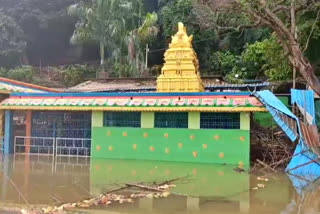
0;0;318;88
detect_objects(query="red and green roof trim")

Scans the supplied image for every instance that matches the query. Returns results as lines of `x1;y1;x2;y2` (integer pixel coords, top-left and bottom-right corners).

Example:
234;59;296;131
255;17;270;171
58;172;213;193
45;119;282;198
0;92;267;112
0;77;60;93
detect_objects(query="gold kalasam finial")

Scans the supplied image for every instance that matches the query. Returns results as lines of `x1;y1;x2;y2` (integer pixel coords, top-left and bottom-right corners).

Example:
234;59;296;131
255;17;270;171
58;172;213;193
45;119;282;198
170;22;193;49
156;22;204;92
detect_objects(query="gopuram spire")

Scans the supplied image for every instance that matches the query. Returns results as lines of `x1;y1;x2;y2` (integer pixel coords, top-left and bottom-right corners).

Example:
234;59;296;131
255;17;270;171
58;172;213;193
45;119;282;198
157;22;204;92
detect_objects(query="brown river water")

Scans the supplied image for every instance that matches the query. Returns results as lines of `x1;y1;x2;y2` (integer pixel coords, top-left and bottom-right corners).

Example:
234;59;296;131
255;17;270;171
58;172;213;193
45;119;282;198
0;154;319;214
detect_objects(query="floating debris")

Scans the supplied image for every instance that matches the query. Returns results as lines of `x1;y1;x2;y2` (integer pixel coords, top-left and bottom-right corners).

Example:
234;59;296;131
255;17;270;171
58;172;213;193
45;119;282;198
20;179;179;214
257;184;265;188
257;177;269;181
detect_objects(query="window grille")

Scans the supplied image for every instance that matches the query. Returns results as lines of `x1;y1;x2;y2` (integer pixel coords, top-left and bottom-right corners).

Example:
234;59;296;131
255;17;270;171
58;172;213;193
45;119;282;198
200;113;240;129
103;112;141;128
32;111;92;138
155;112;188;128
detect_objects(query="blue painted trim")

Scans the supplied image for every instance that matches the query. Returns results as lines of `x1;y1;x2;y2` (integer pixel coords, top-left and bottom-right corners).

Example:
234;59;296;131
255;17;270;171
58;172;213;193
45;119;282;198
4;110;13;154
10;92;252;98
0;81;48;93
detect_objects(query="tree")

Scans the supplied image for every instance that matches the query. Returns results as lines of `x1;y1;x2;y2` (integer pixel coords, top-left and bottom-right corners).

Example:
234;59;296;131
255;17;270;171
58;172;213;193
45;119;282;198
159;0;218;70
0;0;79;66
0;12;26;66
211;35;292;82
68;0;133;73
198;0;320;94
127;12;159;67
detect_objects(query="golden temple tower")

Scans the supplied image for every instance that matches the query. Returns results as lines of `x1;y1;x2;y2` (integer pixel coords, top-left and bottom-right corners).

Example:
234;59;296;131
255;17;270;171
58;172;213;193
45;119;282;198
157;22;204;92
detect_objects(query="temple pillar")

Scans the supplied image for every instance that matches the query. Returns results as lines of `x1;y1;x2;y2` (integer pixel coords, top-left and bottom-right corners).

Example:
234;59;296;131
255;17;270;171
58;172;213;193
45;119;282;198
92;111;103;128
240;112;250;130
188;112;200;129
141;112;154;128
4;110;13;154
25;111;32;153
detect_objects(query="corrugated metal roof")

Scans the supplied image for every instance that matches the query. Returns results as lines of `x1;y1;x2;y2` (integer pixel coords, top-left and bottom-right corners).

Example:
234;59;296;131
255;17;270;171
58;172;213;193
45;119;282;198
291;89;316;124
255;90;320;180
255;90;300;142
287;143;320;193
65;79;270;93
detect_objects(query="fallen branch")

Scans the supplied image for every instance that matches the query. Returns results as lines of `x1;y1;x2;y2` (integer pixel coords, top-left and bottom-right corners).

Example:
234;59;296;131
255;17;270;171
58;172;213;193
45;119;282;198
156;175;191;186
125;183;165;192
50;195;62;204
257;159;277;172
21;179;178;214
105;186;130;194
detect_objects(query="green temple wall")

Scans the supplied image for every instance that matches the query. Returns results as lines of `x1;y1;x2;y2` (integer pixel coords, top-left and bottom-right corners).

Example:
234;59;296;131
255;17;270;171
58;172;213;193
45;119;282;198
91;111;250;165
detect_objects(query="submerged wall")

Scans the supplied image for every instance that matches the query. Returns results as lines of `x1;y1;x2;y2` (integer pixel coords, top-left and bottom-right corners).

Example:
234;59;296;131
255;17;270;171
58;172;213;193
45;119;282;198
91;111;250;166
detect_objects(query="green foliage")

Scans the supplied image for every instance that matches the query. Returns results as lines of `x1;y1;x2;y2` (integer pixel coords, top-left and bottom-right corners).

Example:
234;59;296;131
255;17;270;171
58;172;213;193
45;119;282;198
69;0;151;77
137;12;159;45
69;0;135;70
209;51;239;75
4;66;35;82
0;12;26;66
0;12;26;56
261;37;292;80
160;0;193;38
159;0;218;69
211;35;292;82
0;0;78;67
62;65;86;87
0;0;316;83
111;62;137;78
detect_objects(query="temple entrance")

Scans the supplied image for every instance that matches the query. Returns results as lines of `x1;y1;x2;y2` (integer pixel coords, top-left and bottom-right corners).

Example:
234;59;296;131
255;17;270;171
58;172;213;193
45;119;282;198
13;111;92;157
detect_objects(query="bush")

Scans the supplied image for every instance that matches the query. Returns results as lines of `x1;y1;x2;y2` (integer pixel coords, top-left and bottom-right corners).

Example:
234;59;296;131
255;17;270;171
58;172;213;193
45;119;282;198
110;62;139;78
209;51;239;75
7;66;34;82
211;35;292;83
62;65;85;87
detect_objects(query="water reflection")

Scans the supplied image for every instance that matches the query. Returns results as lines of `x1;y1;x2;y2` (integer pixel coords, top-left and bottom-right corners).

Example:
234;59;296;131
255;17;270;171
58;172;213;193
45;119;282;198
0;154;90;205
0;154;319;213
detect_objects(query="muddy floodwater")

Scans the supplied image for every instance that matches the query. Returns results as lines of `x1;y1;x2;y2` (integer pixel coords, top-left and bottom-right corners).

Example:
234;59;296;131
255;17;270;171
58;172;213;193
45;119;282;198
0;154;319;214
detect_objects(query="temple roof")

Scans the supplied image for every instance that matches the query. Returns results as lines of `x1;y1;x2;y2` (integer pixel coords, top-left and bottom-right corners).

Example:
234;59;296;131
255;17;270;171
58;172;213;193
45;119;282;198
65;78;269;93
0;92;267;112
0;77;60;94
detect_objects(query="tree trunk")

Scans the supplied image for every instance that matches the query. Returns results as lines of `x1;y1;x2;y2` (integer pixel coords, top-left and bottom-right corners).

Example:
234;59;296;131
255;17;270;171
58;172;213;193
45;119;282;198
254;2;320;95
20;51;29;65
290;46;320;94
100;41;105;73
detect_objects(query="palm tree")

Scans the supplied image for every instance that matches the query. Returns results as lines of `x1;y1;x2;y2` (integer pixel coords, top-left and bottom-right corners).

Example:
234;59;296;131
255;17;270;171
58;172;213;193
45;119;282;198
68;0;132;74
127;12;159;75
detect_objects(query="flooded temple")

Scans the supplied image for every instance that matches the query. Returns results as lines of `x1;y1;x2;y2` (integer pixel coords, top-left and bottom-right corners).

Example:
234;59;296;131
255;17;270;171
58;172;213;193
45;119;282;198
0;23;319;214
0;23;267;167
